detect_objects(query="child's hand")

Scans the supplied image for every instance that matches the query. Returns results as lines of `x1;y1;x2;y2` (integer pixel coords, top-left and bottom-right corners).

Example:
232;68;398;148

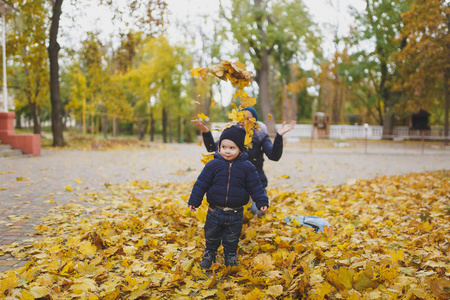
277;120;296;136
189;205;197;212
259;206;268;213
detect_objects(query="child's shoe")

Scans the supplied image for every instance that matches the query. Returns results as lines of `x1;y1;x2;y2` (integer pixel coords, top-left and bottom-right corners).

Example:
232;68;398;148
224;253;238;267
199;250;216;270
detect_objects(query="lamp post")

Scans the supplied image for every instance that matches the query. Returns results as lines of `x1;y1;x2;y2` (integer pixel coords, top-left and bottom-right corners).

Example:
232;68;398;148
0;1;13;112
364;123;369;154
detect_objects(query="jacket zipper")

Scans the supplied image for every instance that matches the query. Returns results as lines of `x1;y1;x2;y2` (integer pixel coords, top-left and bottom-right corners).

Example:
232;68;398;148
225;162;232;207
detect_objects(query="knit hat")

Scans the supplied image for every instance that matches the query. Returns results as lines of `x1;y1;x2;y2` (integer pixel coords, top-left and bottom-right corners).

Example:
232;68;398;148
219;125;246;152
243;107;258;121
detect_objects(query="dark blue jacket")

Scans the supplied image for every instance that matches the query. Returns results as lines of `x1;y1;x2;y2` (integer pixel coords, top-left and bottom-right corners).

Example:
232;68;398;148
202;127;283;188
188;152;269;210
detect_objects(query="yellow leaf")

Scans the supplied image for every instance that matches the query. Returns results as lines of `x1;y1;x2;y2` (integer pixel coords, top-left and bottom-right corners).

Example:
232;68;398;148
281;175;290;179
20;290;35;300
190;67;210;80
389;249;404;263
245;288;266;300
30;286;49;298
252;253;275;271
228;108;245;123
430;278;450;299
244;133;252;146
265;285;283;296
421;221;432;232
75;178;82;184
181;259;194;272
70;278;98;294
65;185;73;191
210;98;215;107
16;177;24;181
78;241;97;255
197;113;208;121
338;267;354;290
267;114;273;120
354;270;379;291
241;97;256;108
0;187;7;190
201;152;214;165
0;273;20;294
316;282;333;299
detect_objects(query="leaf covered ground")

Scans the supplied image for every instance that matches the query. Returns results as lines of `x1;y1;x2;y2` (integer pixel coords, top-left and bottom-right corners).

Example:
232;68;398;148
0;170;449;299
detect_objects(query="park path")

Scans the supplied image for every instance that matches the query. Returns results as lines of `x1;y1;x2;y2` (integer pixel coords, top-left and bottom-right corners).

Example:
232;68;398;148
0;141;449;271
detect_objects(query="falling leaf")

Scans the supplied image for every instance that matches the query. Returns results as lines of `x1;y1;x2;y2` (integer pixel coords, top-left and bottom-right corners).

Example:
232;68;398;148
267;114;273;120
210;98;215;107
241;97;256;108
190;67;210;80
197;113;208;121
201;152;214;165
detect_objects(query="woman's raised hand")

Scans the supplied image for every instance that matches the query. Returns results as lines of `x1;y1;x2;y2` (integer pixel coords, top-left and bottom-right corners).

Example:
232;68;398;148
277;120;296;136
191;119;209;133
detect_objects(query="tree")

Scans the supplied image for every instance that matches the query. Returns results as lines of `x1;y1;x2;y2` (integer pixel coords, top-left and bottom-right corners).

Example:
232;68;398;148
8;0;50;134
221;0;316;134
394;0;449;137
125;36;189;143
47;0;168;146
48;0;65;146
345;0;410;136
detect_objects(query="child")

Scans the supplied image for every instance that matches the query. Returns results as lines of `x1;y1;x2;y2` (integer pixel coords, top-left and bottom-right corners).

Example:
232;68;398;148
188;125;269;269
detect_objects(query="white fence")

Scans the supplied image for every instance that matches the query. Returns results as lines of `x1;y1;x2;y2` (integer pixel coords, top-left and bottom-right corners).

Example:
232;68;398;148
212;123;447;140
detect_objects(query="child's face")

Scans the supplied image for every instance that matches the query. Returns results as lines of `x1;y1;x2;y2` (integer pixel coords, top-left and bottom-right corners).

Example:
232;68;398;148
219;139;240;161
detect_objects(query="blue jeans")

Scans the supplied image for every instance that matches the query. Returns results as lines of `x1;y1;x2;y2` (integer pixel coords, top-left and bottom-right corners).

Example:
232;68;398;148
204;207;243;255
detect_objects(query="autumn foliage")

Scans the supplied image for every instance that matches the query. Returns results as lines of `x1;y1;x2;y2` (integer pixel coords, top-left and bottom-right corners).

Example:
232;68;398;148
0;170;449;298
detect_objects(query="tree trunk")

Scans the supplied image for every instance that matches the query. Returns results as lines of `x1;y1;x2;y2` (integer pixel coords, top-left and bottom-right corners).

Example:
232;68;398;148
30;102;41;134
138;117;144;140
48;0;65;146
102;107;108;139
162;105;167;143
380;58;394;137
444;65;449;142
290;64;297;121
168;113;172;143
282;78;288;121
15;113;21;129
257;49;276;135
150;110;155;142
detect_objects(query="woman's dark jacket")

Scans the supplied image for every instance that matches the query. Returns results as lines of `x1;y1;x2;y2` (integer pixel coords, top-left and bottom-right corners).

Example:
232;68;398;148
202;127;283;188
188;152;269;210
